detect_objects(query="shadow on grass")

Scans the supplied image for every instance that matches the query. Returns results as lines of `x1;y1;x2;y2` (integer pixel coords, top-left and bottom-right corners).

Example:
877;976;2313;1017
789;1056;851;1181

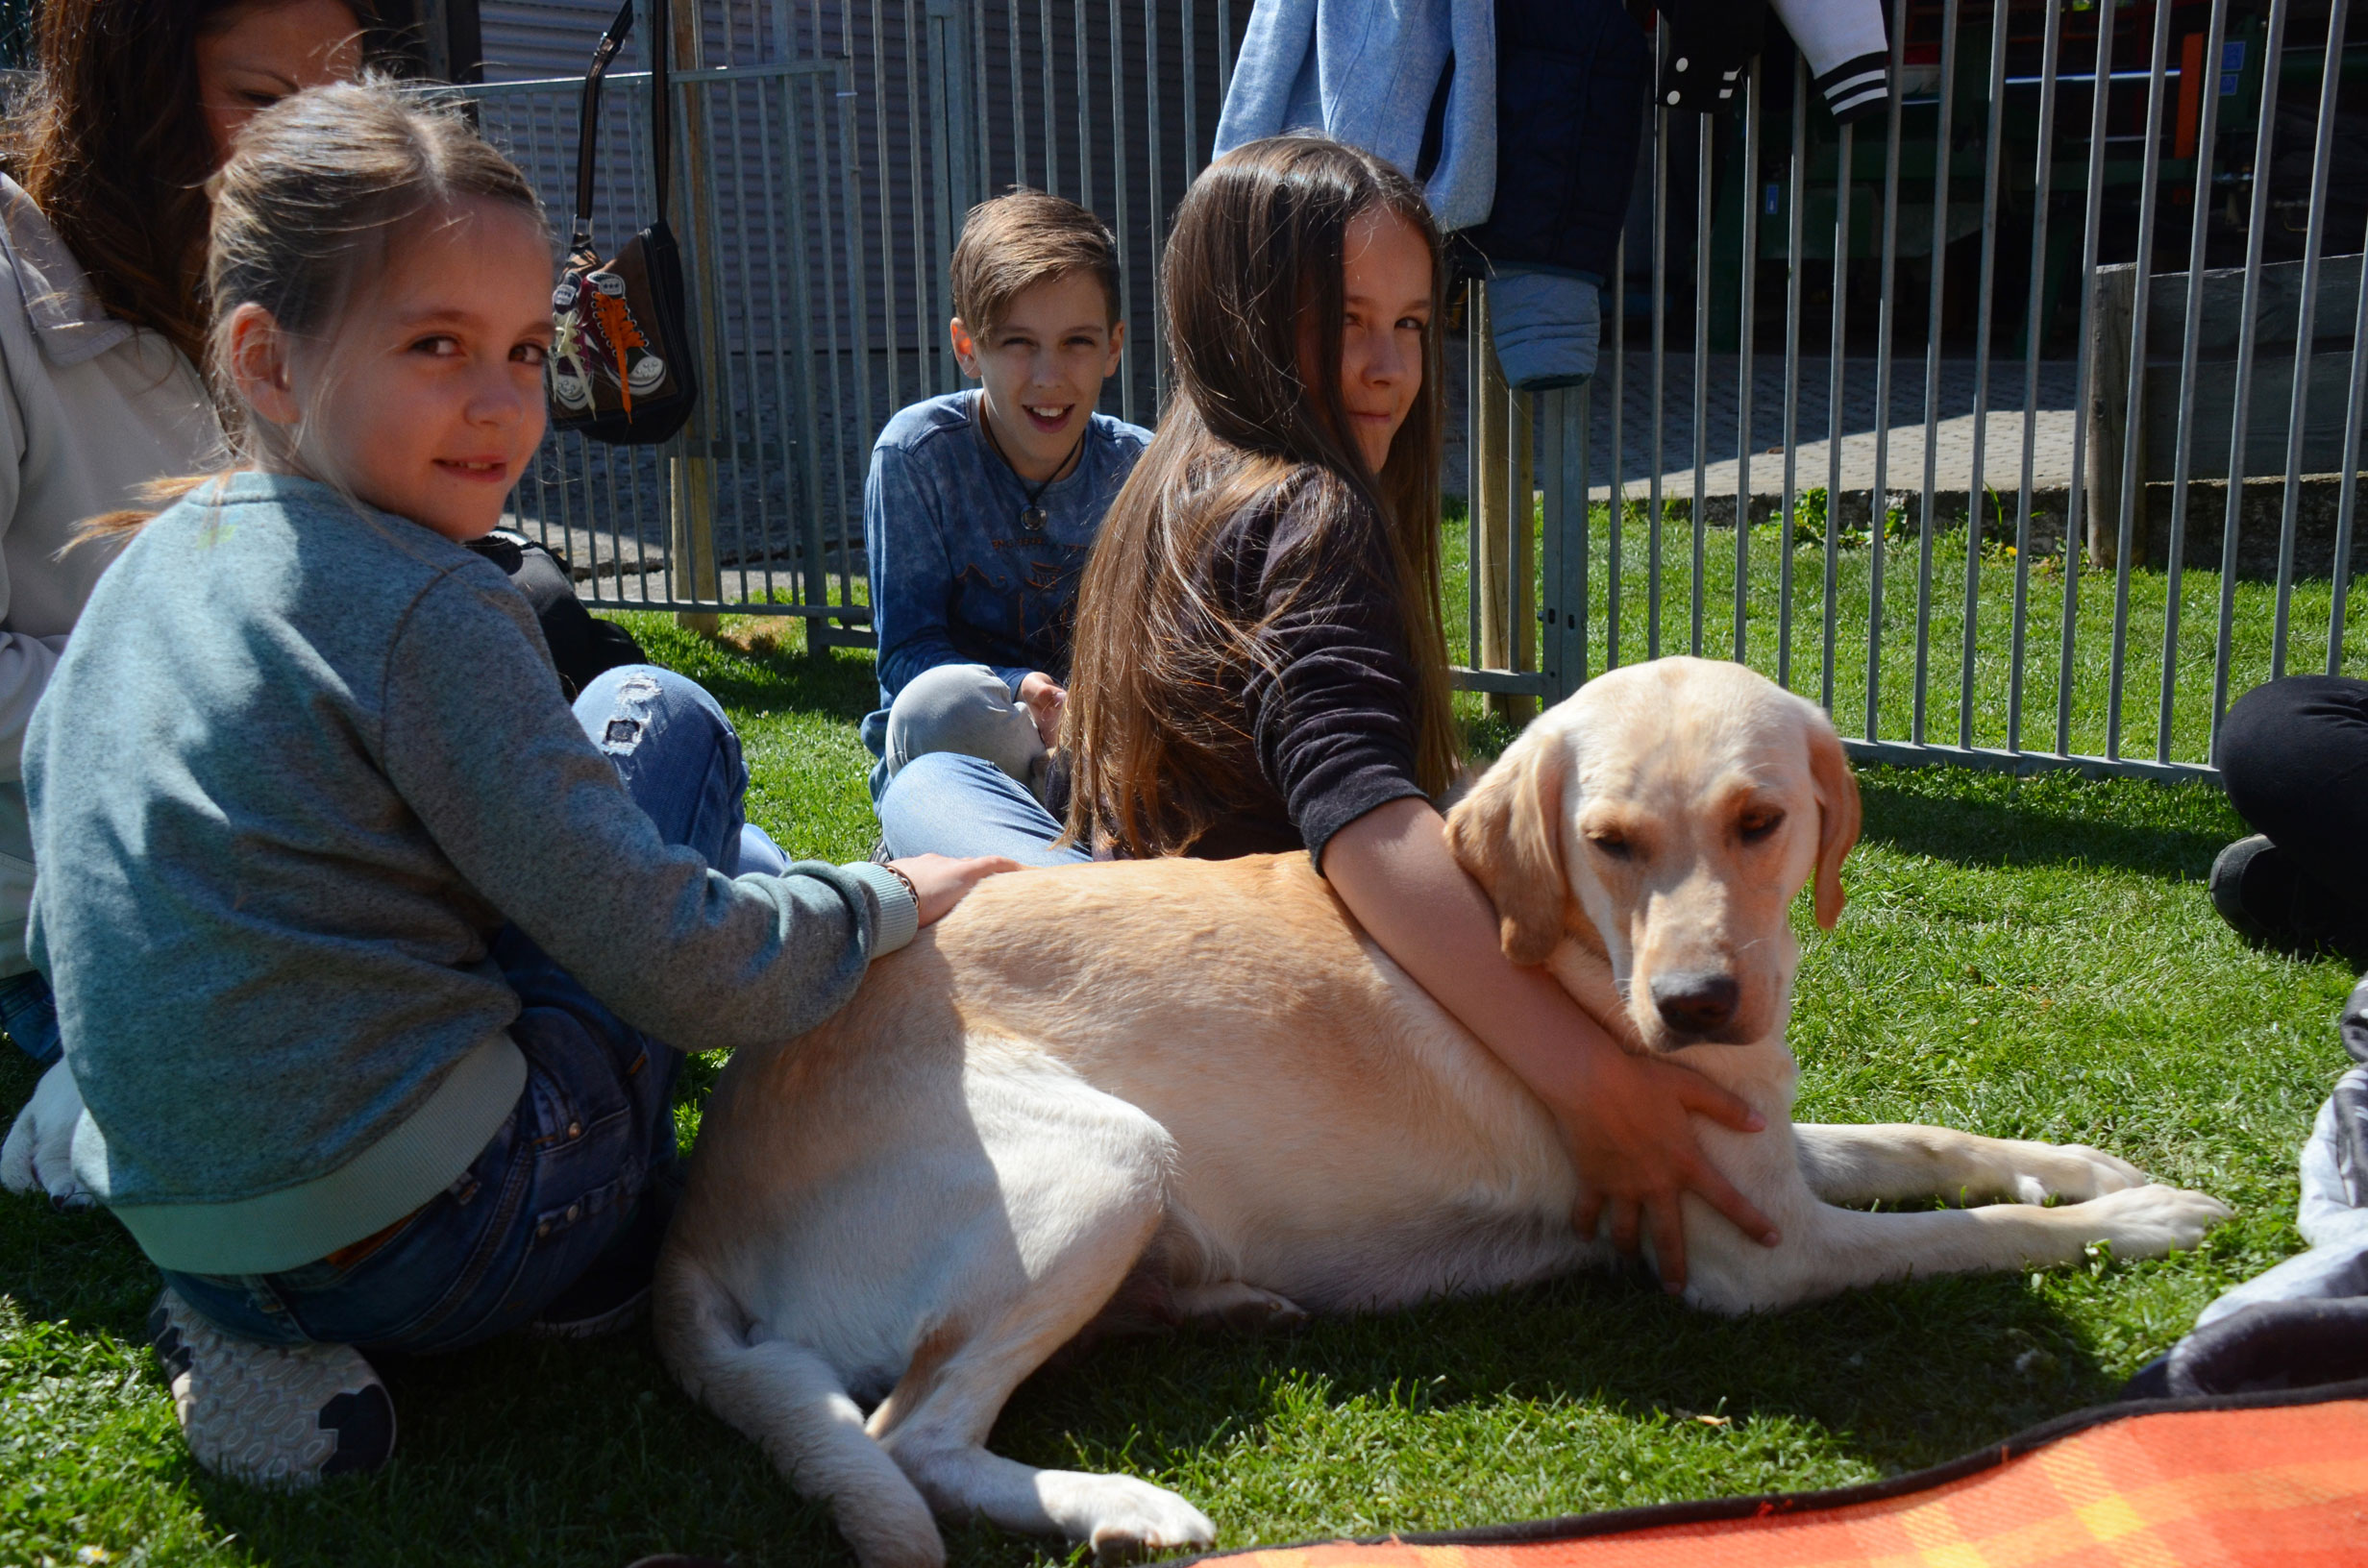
0;1053;839;1568
0;670;2229;1567
167;1331;841;1568
998;1263;2119;1487
616;615;879;725
0;1052;162;1337
1855;765;2241;879
0;1029;2160;1568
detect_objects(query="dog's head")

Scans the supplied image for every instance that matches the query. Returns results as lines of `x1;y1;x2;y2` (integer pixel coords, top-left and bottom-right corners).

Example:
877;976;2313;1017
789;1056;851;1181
1445;657;1860;1053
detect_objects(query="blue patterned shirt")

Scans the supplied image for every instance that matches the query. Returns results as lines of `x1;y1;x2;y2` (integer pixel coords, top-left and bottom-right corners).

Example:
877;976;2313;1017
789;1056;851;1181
862;390;1150;717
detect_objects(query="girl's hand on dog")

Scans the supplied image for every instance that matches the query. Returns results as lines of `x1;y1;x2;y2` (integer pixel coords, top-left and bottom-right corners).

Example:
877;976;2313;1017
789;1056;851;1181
890;853;1024;926
1550;1050;1781;1293
1319;796;1779;1293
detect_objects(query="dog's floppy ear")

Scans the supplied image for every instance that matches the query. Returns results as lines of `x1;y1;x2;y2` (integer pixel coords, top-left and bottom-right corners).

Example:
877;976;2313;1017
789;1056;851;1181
1445;723;1571;967
1804;705;1861;930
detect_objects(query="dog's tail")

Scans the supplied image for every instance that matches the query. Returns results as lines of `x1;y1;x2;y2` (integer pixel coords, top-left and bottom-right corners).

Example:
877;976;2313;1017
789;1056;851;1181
654;1250;943;1568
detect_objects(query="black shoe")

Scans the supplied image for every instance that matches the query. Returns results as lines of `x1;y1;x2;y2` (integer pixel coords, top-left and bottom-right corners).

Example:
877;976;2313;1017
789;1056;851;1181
2210;835;2368;966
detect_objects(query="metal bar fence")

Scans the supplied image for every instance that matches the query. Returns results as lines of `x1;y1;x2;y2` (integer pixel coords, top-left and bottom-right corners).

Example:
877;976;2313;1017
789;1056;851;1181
474;0;2365;783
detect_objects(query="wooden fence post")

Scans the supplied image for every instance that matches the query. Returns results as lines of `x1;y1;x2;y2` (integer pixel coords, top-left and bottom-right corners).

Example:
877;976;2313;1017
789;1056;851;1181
668;0;722;635
2087;263;2140;570
1472;284;1538;727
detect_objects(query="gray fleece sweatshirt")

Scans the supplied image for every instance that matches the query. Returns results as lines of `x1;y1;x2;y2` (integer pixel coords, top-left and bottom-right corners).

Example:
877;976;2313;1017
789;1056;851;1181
26;472;915;1275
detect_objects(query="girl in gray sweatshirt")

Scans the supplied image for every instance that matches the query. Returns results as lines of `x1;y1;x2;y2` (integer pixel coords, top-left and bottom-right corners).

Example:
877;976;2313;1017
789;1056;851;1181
21;83;1009;1487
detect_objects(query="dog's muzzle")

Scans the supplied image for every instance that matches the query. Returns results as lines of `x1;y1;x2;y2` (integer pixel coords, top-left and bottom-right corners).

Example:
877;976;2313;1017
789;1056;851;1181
1649;968;1750;1043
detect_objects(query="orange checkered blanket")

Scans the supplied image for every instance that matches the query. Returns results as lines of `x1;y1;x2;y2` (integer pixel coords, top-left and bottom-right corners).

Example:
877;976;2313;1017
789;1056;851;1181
1192;1384;2368;1568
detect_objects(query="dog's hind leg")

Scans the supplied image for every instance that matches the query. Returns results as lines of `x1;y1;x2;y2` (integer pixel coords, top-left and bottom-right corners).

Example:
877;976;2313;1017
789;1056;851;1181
870;1066;1218;1565
1793;1122;2148;1207
654;1255;944;1568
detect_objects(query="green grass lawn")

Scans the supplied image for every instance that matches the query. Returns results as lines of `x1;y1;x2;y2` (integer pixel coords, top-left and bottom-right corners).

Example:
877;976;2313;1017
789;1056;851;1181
1442;501;2368;767
3;605;2358;1568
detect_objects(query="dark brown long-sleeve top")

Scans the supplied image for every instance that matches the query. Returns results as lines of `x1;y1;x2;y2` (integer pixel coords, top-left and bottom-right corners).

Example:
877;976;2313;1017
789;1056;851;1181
1151;471;1433;866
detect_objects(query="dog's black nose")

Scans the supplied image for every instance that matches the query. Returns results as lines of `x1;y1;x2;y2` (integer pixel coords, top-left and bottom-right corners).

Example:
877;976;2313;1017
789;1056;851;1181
1652;970;1739;1036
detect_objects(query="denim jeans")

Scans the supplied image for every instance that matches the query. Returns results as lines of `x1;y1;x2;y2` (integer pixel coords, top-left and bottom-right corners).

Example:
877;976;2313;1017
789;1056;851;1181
0;969;60;1066
159;666;784;1354
876;750;1092;868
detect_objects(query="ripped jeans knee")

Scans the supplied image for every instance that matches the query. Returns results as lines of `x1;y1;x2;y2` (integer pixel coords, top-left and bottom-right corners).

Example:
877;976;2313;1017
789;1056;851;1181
571;665;749;870
578;665;729;756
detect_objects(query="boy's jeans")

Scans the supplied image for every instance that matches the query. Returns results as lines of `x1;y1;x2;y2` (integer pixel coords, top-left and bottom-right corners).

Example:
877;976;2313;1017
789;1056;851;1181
876;749;1090;867
159;667;786;1355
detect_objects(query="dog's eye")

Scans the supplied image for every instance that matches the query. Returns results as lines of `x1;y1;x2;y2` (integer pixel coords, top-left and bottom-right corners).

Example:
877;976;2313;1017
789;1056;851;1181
1739;811;1785;844
1587;831;1632;860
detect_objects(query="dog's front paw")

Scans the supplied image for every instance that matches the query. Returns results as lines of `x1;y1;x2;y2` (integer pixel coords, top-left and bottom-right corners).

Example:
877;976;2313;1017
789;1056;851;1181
2005;1140;2147;1205
1075;1477;1216;1566
2078;1183;2232;1259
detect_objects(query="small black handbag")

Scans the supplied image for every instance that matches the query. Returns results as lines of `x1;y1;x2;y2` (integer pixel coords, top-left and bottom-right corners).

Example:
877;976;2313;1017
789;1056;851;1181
547;0;700;444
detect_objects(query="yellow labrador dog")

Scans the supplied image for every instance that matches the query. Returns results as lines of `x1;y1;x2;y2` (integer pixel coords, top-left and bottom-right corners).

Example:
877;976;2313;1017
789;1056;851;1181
654;656;2229;1568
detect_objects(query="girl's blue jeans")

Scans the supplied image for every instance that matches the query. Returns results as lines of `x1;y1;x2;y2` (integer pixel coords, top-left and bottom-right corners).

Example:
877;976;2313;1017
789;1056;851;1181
158;667;788;1356
876;750;1092;867
0;969;61;1066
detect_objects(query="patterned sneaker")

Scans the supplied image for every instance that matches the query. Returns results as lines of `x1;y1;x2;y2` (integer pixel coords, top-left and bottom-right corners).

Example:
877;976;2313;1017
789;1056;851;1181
148;1289;395;1486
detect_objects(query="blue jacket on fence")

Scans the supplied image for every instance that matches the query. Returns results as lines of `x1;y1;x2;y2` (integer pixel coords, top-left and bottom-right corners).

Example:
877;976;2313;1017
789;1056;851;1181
1212;0;1497;233
1213;0;1648;393
860;390;1150;749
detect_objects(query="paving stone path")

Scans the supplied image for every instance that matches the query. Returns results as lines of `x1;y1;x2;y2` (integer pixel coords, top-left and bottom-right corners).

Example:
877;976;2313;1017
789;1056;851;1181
1570;353;2082;502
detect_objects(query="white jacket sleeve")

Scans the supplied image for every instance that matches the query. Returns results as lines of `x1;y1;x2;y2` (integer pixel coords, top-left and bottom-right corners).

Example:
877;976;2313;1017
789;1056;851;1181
1769;0;1890;123
0;635;69;784
0;342;62;785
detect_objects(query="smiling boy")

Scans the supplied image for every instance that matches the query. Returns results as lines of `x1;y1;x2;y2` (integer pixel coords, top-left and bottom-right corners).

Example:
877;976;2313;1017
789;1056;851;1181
860;192;1148;814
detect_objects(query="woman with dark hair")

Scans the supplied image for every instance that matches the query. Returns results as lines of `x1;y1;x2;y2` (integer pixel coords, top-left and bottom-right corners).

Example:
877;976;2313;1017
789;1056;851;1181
0;0;358;1143
889;135;1780;1287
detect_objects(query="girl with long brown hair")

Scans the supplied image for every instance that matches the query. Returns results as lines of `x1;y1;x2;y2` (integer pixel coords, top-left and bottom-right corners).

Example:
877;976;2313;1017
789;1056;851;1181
0;0;359;1080
887;134;1779;1286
